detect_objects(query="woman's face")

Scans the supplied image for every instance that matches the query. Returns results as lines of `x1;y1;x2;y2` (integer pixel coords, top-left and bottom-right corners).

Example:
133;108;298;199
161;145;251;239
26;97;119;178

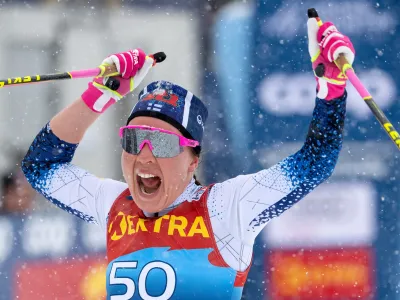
121;116;199;213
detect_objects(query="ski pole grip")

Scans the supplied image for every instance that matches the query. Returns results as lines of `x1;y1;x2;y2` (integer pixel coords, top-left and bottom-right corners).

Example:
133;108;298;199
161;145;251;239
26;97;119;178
307;8;352;74
307;8;319;18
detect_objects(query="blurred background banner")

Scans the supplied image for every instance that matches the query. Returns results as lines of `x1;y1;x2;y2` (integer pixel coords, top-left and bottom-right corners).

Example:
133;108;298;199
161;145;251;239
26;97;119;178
0;1;204;299
0;2;201;181
0;214;107;299
204;0;400;299
0;0;399;299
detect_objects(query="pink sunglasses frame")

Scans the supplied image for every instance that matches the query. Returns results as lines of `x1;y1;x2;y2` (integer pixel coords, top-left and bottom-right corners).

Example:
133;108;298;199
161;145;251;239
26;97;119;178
119;125;200;150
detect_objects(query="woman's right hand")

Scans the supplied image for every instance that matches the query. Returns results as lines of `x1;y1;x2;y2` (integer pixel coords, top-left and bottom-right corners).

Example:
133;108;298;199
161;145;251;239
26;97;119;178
81;49;154;113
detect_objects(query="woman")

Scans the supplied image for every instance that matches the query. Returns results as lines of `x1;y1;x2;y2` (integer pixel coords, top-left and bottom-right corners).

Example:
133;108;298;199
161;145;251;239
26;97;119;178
22;18;354;299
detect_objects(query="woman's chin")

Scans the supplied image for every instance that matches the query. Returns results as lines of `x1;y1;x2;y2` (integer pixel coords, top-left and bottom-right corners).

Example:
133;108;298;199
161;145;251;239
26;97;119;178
135;199;163;214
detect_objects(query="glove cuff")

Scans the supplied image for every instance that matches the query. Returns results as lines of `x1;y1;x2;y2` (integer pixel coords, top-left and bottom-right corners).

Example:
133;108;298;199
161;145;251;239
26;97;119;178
317;77;346;101
81;82;117;113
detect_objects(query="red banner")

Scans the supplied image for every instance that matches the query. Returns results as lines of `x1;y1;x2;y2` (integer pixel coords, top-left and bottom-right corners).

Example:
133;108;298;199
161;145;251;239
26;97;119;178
268;248;375;299
14;256;107;300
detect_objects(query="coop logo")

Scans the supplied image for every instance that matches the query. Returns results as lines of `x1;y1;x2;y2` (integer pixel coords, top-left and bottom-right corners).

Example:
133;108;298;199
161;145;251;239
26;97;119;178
263;1;397;39
257;69;396;120
108;212;210;241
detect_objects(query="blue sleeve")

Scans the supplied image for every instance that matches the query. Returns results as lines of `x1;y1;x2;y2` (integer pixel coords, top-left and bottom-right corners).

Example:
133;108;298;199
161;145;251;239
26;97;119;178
279;94;346;190
22;123;78;181
207;93;346;244
21;123;127;227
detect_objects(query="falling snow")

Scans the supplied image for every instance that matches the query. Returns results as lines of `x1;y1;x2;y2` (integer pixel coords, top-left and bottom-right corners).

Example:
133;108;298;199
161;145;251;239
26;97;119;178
0;0;399;299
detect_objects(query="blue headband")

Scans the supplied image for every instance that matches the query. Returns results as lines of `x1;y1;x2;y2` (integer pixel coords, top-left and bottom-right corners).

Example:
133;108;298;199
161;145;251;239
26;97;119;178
127;81;208;148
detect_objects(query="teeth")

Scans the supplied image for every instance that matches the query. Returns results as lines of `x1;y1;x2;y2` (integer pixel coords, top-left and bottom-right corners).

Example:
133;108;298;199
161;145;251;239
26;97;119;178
138;172;156;179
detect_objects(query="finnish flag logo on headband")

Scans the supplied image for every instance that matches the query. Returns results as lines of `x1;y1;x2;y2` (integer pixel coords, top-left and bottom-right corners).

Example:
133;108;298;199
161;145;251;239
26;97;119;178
147;102;163;112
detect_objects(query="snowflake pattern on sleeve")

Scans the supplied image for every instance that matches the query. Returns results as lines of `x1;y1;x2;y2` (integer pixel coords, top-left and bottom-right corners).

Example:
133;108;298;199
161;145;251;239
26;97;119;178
248;94;346;229
22;123;96;223
207;94;347;258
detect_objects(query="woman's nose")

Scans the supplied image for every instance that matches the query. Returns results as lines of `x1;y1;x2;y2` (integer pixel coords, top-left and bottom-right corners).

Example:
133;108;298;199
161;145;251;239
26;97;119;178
136;143;156;163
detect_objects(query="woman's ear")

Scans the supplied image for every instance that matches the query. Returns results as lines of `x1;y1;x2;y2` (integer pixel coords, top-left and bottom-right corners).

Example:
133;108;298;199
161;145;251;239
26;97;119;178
188;155;199;173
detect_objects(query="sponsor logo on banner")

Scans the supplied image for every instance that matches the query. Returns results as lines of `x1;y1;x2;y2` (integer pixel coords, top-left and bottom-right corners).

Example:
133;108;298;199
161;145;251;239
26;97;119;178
81;222;107;252
14;257;107;300
263;1;397;39
22;216;75;257
263;182;376;248
267;248;374;299
257;69;396;119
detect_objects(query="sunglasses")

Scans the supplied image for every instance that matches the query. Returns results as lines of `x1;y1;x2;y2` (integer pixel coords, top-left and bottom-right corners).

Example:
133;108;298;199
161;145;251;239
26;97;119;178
119;125;199;158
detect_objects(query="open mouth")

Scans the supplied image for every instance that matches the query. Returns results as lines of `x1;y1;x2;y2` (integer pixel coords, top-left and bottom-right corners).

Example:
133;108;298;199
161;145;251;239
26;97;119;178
137;172;162;195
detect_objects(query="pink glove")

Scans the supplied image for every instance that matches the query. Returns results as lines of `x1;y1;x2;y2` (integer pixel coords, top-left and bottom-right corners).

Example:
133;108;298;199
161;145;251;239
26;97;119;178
81;49;154;113
308;19;355;100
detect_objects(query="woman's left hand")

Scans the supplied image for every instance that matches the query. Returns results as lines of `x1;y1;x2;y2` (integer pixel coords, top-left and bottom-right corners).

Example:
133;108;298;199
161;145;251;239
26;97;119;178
307;18;355;100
